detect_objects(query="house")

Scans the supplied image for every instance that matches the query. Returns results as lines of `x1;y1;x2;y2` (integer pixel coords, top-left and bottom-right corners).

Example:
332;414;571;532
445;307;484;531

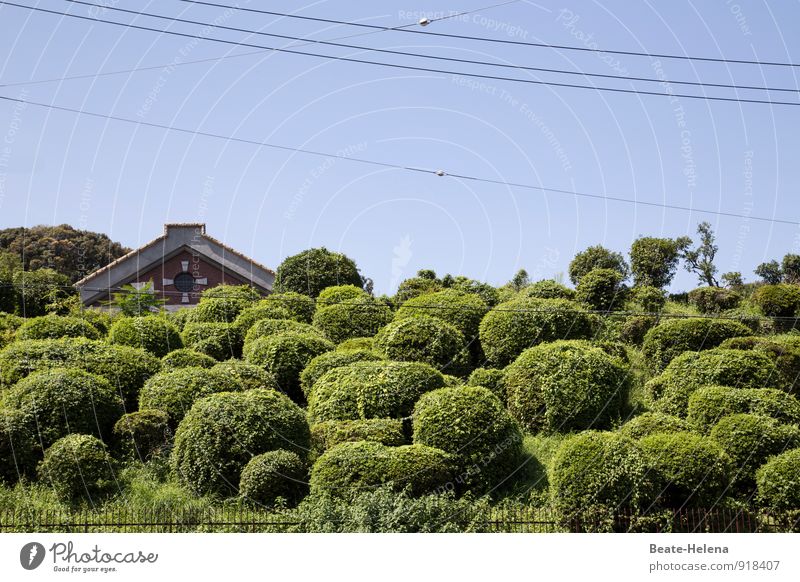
75;223;274;309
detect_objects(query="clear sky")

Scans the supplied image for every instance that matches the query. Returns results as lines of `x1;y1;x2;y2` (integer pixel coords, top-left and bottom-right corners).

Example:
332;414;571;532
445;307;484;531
1;0;798;295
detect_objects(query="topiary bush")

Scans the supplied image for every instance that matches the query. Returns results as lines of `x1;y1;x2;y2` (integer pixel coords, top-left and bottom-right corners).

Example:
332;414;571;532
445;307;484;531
619;315;657;345
466;367;506;401
200;284;262;303
210;360;279;392
710;414;800;489
307;360;445;423
0;407;40;483
112;409;171;461
244;332;334;403
312;298;393;344
170;389;310;495
719;336;800;391
16;314;101;340
374;316;469;377
275;247;364;298
243;318;325;347
317;284;369;305
395;289;488;347
37;434;116;504
261;292;316;323
641;318;753;372
649;349;783;416
232;303;292;335
3;368;124;447
139;367;242;427
108;316;183;357
310;419;406;454
412;386;523;492
239;449;308;506
188;285;260;323
309;441;454;497
518;279;576;300
160;348;216;370
628;286;667;314
182;322;243;360
639;432;731;508
575;268;628;311
688;286;742;313
478;297;595;367
752;284;800;318
687;386;800;432
618;412;691;440
756;448;800;510
336;337;375;352
504;341;629;433
299;349;383;397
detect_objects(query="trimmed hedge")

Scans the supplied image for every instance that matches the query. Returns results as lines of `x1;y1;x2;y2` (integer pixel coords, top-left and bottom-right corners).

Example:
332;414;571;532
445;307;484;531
200;284;262;303
261;292;316;324
412;386;523;491
756;449;800;510
244;332;334;403
519;279;576;300
336;337;376;352
299;349;383;397
628;286;666;313
575;268;627;311
210;360;280;392
160;349;216;370
639;432;732;508
642;318;753;372
16;315;101;340
317;284;369;305
688;286;742;313
466;367;506;401
649;349;782;416
310;419;406;453
108;316;183;357
395;289;488;345
309;441;454;497
139;367;241;427
232;304;293;335
709;414;800;488
687;386;800;432
243;319;325;347
374;316;469;377
307;360;445;423
619;315;657;345
752;284;800;318
112;409;171;460
478;297;595;367
275;247;363;298
504;340;629;433
182;322;243;360
719;336;800;391
0;408;40;483
170;389;310;495
37;434;116;503
239;449;308;506
312;298;393;344
3;368;124;447
189;286;260;323
618;412;691;440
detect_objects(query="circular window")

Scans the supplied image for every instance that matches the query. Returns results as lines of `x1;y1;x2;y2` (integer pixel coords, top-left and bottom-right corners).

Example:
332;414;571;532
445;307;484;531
173;272;195;292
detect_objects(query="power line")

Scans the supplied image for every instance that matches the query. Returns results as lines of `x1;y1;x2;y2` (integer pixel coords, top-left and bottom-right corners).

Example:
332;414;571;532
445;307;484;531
3;1;799;106
174;0;800;68
0;92;797;226
25;0;793;95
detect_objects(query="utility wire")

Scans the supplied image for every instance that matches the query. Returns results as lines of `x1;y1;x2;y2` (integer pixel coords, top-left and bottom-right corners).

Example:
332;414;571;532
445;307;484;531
18;0;791;95
0;92;797;226
2;1;799;106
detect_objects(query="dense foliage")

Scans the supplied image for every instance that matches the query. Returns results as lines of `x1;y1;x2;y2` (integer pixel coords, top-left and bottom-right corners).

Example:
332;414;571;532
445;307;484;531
239;450;308;506
16;314;101;340
313;297;392;343
108;316;182;357
37;434;116;503
275;248;364;298
310;419;406;453
374;316;470;377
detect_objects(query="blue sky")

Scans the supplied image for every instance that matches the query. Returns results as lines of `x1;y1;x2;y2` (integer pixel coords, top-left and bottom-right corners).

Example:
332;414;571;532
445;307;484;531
1;0;798;295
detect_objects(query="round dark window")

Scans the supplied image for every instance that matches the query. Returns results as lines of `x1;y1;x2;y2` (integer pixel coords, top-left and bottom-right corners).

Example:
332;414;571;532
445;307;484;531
173;272;195;292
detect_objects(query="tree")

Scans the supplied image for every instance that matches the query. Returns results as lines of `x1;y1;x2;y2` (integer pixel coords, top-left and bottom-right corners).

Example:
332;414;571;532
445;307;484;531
568;245;629;285
510;269;530;291
629;237;687;289
275;247;364;298
754;260;783;285
720;272;744;290
781;254;800;284
0;249;22;313
107;281;166;316
680;222;719;287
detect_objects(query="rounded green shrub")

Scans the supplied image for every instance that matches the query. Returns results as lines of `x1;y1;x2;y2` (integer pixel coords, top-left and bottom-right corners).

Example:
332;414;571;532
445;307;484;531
519;279;576;300
139;367;241;426
0;408;40;483
642;318;753;372
619;315;657;345
200;284;262;303
618;412;691;440
307;361;445;423
261;292;316;323
687;386;800;432
170;389;310;495
275;247;364;298
575;268;628;311
166;308;193;331
688;286;742;313
395;289;488;345
108;316;182;357
313;298;393;344
16;315;101;340
467;367;506;401
243;318;324;347
317;284;369;305
752;284;800;317
628;286;667;313
112;409;171;460
336;337;375;352
374;316;469;377
210;360;279;392
649;349;782;416
189;285;260;323
710;414;800;488
182;322;243;360
244;332;334;403
504;341;629;433
299;349;383;396
232;303;292;335
310;419;406;453
639;432;731;507
309;441;454;497
756;448;800;510
160;348;216;370
478;297;595;366
239;449;308;506
568;245;629;286
4;368;124;447
719;336;800;391
37;434;116;503
412;386;523;491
